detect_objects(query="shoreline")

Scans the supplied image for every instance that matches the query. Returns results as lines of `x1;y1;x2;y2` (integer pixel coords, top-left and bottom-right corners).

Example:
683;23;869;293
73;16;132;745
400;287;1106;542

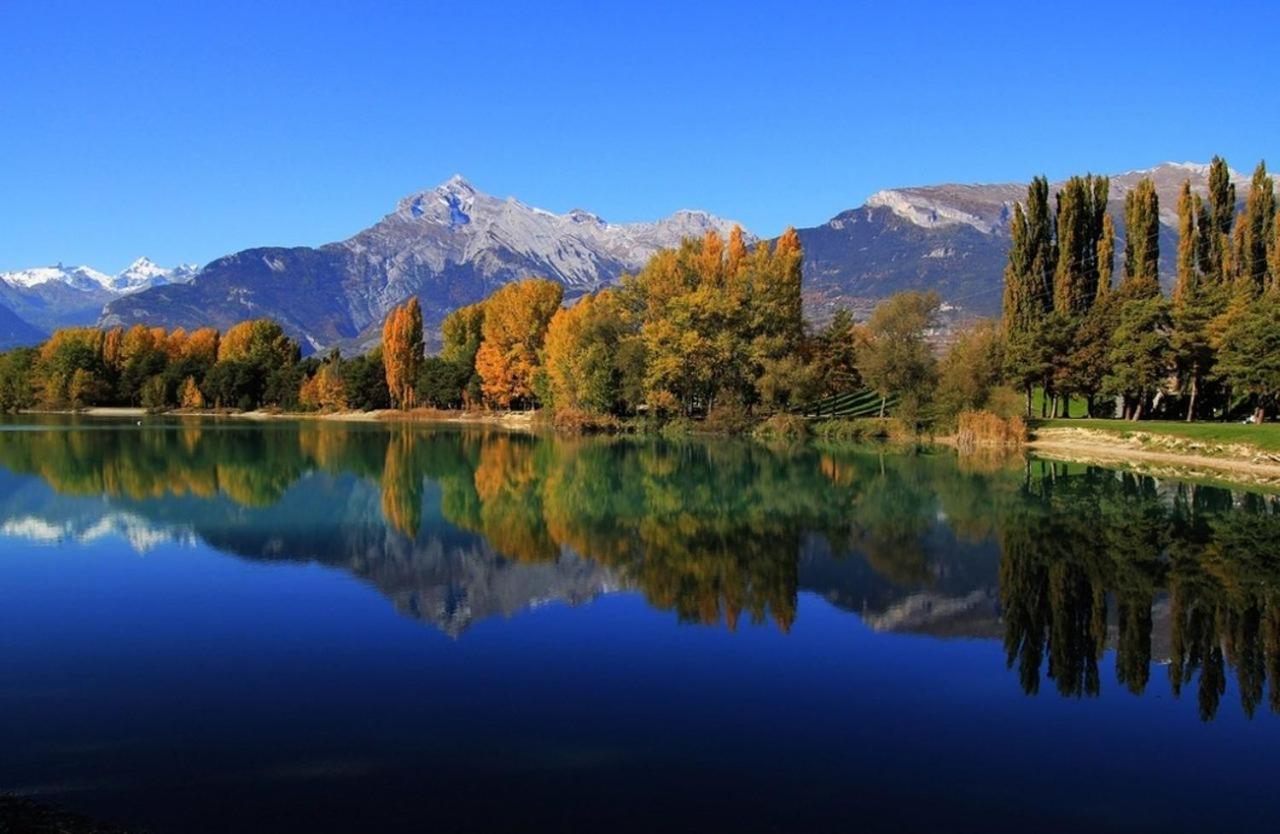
1028;426;1280;490
17;408;1280;489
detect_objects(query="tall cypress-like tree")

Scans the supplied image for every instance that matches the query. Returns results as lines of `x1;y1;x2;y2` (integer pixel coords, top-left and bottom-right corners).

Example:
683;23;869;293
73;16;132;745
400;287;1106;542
1097;212;1115;300
1123;177;1161;297
1053;175;1110;314
1241;161;1276;294
1208;156;1236;239
1172;181;1216;421
1003;179;1055;416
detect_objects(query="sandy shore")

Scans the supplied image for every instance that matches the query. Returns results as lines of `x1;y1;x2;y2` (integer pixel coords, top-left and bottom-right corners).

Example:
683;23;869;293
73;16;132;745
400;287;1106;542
1030;427;1280;489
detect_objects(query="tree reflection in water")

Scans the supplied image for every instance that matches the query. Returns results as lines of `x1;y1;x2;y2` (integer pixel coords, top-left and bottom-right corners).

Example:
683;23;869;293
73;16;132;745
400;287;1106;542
1;417;1278;719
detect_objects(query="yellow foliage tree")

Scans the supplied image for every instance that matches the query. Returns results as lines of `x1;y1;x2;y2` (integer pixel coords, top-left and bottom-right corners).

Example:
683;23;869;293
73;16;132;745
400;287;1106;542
299;363;348;411
475;278;564;408
218;319;297;366
182;328;220;365
543;289;628;414
180;376;206;409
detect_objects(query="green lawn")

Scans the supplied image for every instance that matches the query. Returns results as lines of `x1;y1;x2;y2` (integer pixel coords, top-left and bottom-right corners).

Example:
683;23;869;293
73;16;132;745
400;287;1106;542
1032;418;1280;452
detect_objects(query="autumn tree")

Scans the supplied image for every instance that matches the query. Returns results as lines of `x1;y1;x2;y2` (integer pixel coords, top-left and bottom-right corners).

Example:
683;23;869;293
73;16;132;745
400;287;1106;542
219;319;298;367
37;327;107;408
543;289;632;415
300;356;348;411
440;302;485;406
381;297;425;409
180;376;206;409
474;279;564;409
624;225;805;415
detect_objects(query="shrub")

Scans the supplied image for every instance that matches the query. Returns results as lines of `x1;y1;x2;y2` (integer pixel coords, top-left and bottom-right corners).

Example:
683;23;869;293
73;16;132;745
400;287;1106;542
812;417;909;442
702;400;753;435
752;413;810;441
553;408;625;434
955;409;1027;450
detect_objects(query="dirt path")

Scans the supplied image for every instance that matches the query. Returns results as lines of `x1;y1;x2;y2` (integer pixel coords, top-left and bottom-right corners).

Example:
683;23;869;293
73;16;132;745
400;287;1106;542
1029;427;1280;489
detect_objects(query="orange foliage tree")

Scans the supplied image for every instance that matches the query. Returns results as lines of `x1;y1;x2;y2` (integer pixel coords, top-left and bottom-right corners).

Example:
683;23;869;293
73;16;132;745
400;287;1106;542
381;297;424;409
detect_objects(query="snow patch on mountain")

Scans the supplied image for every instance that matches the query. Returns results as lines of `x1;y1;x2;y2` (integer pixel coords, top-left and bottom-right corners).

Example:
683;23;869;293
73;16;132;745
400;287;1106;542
1;258;198;295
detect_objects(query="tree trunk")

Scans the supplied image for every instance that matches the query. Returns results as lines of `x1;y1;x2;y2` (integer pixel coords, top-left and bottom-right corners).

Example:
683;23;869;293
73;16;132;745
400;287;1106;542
1132;400;1144;421
879;396;886;418
1086;395;1095;419
1254;406;1267;425
1185;376;1198;423
1025;386;1033;419
1050;393;1059;419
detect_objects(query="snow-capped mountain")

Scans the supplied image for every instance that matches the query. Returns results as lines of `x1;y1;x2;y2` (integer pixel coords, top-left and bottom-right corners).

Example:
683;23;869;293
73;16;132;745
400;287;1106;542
102;176;748;351
0;258;198;347
106;257;199;293
0;258;198;295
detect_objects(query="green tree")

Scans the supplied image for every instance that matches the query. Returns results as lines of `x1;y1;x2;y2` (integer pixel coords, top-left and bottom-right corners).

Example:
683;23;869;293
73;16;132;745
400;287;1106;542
1123;177;1161;296
1240;161;1276;294
936;320;1006;419
856;291;940;421
1216;292;1280;423
1003;179;1056;416
1104;294;1171;420
1171;181;1223;421
0;348;38;412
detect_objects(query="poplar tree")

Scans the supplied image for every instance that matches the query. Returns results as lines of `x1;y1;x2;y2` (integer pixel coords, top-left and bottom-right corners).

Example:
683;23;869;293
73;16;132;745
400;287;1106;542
1053;175;1109;314
1241;161;1275;294
1002;179;1055;416
382;297;424;410
1123;177;1161;296
1171;181;1215;420
1096;213;1115;300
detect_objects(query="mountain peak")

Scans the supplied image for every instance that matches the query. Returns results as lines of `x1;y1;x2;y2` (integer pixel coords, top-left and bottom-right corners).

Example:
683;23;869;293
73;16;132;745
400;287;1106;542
439;173;476;194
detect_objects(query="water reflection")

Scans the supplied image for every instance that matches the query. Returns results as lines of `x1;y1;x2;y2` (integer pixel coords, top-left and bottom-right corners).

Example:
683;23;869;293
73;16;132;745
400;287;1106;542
1;418;1278;720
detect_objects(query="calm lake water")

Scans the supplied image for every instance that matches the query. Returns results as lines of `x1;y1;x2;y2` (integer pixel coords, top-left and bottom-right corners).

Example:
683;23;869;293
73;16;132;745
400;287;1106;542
1;416;1279;833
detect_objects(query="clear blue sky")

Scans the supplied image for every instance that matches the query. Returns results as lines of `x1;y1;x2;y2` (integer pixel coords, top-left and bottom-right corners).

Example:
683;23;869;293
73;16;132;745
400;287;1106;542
2;0;1278;273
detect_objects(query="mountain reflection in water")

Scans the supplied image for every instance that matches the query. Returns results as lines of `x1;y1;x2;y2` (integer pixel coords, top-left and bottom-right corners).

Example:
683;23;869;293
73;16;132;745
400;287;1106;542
1;416;1278;722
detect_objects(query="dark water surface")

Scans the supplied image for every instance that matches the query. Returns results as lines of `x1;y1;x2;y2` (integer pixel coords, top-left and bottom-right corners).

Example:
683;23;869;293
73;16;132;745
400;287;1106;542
1;416;1278;833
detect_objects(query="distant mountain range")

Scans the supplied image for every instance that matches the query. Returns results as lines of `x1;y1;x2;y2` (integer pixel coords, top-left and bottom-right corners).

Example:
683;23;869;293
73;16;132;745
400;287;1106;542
0;258;196;348
99;176;746;352
0;162;1259;351
795;161;1253;320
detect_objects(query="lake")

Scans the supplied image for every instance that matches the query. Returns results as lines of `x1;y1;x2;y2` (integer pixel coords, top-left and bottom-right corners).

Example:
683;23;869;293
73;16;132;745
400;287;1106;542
1;416;1278;833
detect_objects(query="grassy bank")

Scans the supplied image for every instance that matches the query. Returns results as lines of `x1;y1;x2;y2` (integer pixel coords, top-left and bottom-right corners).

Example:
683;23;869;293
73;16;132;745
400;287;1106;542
1032;418;1280;453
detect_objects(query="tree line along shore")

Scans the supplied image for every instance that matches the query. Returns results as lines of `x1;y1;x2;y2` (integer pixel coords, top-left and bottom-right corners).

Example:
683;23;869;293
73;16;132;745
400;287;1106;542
1;156;1277;452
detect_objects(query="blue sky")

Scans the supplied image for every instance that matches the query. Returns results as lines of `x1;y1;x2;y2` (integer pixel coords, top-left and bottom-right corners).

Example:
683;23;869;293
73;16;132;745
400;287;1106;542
2;0;1278;273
